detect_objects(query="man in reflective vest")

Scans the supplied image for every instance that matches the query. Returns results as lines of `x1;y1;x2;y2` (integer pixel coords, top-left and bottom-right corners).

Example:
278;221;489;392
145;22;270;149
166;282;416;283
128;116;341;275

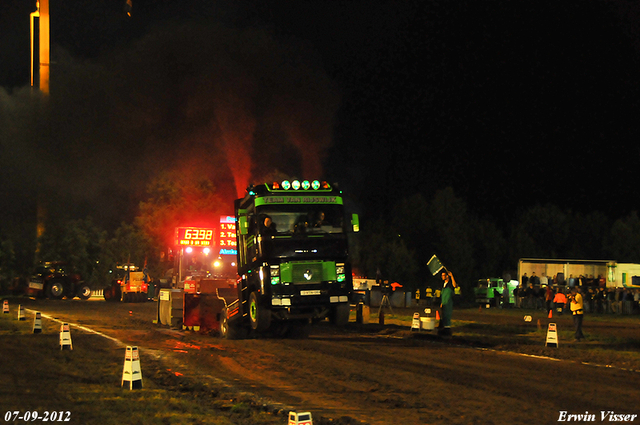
569;286;585;342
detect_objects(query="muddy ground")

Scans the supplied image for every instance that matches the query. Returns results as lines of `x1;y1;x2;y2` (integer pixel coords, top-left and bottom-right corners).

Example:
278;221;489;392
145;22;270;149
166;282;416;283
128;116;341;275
6;298;640;424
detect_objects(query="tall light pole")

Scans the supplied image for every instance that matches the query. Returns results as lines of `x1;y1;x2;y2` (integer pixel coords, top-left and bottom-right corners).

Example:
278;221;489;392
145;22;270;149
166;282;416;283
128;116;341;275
30;0;50;95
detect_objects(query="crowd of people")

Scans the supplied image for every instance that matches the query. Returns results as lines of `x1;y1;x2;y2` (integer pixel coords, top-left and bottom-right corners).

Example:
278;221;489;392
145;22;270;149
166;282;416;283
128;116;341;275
513;273;640;314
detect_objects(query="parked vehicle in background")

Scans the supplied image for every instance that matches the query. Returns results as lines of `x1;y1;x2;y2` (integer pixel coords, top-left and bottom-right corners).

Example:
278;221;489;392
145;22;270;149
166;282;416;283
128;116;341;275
103;263;150;302
474;278;518;307
27;262;91;300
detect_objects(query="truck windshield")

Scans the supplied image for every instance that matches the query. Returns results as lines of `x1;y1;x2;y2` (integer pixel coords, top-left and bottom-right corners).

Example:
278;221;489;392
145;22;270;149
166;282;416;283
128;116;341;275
258;205;344;235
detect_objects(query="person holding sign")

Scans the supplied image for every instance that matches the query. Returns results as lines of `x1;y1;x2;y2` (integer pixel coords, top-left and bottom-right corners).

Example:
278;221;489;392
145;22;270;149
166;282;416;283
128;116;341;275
427;255;457;337
439;270;457;337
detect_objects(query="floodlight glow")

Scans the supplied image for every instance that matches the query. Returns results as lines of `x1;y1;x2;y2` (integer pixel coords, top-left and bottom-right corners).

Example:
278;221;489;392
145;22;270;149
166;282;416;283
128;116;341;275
312;180;320;190
282;180;291;190
292;180;301;190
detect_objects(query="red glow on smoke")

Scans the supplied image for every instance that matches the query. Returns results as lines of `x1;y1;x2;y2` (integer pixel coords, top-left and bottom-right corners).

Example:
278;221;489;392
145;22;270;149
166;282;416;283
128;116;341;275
216;104;255;199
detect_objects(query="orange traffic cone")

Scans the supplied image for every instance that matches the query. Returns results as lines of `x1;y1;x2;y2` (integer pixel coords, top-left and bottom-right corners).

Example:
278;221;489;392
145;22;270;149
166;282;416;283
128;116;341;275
548;309;553;319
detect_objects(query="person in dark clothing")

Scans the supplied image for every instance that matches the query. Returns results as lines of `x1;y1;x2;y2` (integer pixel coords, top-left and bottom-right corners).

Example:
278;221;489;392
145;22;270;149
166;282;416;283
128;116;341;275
439;271;457;337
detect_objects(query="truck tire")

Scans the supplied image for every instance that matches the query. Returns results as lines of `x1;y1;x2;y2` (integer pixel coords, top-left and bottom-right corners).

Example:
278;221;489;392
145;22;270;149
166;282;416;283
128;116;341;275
330;303;350;326
77;285;92;300
46;281;64;300
103;286;113;301
219;307;246;340
249;291;271;332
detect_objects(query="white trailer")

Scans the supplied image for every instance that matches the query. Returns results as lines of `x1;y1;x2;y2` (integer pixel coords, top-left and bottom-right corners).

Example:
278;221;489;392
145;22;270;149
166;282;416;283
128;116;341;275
609;263;640;288
517;258;614;286
518;258;640;288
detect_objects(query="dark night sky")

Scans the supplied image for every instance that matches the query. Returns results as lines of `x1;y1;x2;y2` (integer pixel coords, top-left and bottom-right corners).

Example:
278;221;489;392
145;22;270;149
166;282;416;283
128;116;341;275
2;0;640;232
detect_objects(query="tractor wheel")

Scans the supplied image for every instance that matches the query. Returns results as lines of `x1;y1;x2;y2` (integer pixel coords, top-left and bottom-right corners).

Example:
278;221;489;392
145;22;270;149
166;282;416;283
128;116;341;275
249;291;271;332
77;285;92;300
46;280;64;300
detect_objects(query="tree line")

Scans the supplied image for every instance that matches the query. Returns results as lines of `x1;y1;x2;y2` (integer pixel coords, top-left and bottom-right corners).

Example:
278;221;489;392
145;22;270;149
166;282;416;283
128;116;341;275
2;182;640;300
353;187;640;300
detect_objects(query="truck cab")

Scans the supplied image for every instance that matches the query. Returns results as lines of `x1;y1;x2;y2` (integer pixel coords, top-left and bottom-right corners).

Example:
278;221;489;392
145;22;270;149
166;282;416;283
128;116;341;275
226;180;358;335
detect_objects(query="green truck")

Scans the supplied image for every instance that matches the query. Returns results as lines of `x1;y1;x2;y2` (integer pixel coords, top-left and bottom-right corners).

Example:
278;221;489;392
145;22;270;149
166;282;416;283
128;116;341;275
474;278;518;306
220;180;359;338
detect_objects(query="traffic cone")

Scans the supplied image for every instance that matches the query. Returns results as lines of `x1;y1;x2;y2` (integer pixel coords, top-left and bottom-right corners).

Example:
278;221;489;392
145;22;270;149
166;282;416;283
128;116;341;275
2;300;8;314
121;346;143;389
548;309;553;319
17;305;26;321
59;323;73;350
32;312;42;334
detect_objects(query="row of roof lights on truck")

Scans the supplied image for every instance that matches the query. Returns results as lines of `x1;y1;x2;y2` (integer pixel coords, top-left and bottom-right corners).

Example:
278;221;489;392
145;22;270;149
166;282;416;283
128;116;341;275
272;180;329;191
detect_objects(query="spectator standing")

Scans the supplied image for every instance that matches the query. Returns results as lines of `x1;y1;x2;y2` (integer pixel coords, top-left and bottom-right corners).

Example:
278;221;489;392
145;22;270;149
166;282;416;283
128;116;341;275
513;284;521;308
540;274;549;287
594;287;605;314
553;289;567;315
425;286;433;306
530;272;540;286
606;288;616;313
545;285;554;315
569;287;585;341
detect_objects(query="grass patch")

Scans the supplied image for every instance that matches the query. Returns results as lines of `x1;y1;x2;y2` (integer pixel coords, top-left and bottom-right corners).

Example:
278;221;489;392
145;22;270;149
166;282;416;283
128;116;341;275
0;311;284;425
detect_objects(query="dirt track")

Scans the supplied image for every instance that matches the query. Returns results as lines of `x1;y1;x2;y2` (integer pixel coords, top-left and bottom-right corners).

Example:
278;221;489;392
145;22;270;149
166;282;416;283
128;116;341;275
19;298;640;425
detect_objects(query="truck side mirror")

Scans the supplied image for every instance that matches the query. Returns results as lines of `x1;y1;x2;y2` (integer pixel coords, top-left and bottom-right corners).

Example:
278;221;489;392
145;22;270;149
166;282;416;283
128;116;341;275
239;216;249;235
351;214;360;232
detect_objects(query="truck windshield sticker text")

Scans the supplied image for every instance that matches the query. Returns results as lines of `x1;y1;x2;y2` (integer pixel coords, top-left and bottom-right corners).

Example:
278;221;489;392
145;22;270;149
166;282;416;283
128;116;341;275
257;196;341;206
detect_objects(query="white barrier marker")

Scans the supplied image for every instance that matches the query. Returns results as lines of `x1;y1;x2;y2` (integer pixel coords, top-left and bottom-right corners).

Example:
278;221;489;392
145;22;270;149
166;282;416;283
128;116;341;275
288;411;313;425
33;312;42;333
545;323;558;347
60;323;73;350
122;346;143;390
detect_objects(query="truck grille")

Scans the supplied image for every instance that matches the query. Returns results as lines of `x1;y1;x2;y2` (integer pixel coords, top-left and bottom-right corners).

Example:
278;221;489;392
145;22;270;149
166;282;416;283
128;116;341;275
292;263;324;284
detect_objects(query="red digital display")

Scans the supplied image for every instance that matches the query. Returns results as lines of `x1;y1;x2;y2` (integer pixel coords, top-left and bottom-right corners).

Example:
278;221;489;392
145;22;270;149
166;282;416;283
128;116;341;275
175;227;215;247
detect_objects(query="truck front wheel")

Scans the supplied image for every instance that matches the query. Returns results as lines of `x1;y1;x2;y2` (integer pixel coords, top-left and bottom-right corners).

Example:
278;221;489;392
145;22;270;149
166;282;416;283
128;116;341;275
249;291;271;332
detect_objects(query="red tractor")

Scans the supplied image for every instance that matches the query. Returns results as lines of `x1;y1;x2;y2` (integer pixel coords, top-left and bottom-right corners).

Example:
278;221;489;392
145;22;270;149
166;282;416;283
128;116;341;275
27;262;91;300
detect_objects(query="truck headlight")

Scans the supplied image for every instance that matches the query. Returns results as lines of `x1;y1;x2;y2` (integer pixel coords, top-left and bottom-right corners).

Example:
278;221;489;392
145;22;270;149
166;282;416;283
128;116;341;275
270;265;280;285
336;263;345;283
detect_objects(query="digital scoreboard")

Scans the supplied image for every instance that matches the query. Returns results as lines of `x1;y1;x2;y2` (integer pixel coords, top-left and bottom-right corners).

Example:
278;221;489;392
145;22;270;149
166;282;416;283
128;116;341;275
219;215;237;256
175;227;215;247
